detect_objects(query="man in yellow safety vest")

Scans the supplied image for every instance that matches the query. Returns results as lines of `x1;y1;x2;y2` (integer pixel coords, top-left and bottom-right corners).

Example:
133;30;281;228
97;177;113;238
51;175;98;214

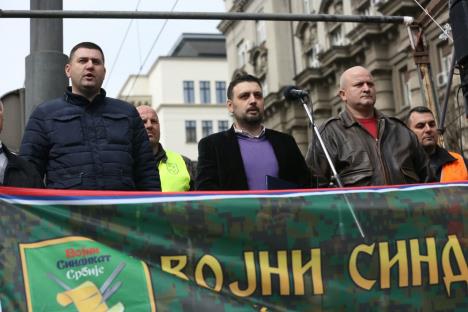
137;105;195;191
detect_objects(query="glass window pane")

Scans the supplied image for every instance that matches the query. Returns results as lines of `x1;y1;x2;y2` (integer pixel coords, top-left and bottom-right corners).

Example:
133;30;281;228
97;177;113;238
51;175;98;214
215;81;226;104
218;120;229;132
183;81;195;104
200;81;211;104
185;120;197;142
202;120;213;138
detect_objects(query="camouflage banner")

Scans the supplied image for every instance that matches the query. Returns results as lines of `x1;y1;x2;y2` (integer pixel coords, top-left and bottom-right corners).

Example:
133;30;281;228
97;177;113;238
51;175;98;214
0;183;467;311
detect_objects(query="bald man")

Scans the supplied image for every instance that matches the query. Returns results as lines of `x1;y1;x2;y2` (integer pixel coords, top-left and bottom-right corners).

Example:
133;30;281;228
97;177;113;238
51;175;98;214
137;105;195;191
306;66;432;187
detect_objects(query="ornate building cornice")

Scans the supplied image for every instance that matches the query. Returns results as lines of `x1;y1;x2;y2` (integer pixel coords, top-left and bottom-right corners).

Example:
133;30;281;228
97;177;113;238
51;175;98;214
217;0;253;34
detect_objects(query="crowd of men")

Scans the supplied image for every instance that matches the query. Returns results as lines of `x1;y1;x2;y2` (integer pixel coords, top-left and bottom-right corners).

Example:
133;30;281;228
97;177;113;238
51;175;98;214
1;42;467;190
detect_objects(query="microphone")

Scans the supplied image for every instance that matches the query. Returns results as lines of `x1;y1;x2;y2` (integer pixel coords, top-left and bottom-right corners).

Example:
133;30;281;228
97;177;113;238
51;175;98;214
283;86;309;100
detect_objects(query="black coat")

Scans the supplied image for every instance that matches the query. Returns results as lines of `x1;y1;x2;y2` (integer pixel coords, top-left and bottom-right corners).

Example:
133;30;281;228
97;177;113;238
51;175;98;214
20;88;160;190
2;144;43;188
196;127;310;190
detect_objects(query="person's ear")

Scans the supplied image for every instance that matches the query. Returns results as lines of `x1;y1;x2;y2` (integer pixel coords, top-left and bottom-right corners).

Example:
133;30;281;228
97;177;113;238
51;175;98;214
338;89;346;102
65;64;71;78
227;99;234;113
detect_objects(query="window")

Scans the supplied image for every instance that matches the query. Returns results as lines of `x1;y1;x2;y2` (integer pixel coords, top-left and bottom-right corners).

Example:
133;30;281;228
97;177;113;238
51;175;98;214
183;80;195;104
357;6;371;16
237;40;247;67
215;81;226;104
306;49;320;68
303;0;312;13
202;120;213;138
330;27;344;46
256;10;266;44
399;67;412;107
185;120;197;143
334;2;343;14
218;120;229;132
437;44;452;88
261;78;269;96
439;44;452;74
200;81;211;104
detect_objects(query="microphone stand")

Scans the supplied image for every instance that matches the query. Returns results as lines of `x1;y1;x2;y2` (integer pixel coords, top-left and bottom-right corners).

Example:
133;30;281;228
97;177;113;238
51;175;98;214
299;95;366;239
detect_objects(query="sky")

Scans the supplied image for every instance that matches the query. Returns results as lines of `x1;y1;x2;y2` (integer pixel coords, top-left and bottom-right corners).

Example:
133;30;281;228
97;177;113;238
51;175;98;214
0;0;225;98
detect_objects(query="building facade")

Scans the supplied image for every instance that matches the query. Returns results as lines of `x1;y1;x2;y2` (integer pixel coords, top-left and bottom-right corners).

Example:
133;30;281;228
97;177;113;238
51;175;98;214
219;0;467;156
118;33;231;160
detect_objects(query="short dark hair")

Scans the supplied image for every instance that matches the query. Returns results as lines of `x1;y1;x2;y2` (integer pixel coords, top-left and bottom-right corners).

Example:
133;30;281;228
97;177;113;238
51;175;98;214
68;42;105;63
227;74;262;100
405;106;434;125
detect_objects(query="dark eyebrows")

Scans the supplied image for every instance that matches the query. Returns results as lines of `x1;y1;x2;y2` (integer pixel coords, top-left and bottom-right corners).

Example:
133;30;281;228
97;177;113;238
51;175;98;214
76;56;103;64
238;91;263;98
415;120;436;128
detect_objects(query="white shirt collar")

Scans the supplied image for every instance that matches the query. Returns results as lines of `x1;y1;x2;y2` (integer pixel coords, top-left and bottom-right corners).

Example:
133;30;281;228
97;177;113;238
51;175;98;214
233;124;265;139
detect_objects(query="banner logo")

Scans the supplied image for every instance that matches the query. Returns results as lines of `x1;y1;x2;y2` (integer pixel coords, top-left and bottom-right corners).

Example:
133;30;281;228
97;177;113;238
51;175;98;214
19;236;156;312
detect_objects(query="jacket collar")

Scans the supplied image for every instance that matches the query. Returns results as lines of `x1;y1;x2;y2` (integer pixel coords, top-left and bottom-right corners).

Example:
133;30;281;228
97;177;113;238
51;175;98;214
64;87;107;106
0;143;21;169
430;145;457;168
154;143;167;163
339;108;385;128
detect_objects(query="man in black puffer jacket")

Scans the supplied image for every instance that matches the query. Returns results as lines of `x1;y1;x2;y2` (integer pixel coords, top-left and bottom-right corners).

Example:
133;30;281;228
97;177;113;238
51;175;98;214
20;42;160;190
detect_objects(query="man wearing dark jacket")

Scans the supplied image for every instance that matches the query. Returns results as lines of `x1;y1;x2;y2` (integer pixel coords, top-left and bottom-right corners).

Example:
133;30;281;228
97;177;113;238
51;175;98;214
0;100;43;188
20;42;160;190
196;74;310;190
406;106;468;182
307;66;432;187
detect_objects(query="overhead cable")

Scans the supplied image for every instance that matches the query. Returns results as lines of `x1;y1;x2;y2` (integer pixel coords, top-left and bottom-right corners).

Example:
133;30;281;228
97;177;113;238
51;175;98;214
104;0;142;89
124;0;180;101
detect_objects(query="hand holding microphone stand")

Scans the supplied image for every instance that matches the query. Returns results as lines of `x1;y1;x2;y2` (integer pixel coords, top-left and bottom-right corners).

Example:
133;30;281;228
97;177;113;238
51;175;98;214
284;86;366;239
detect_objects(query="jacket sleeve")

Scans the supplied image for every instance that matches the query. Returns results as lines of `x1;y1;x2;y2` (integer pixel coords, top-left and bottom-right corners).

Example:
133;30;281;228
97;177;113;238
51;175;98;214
20;158;45;188
286;135;312;188
306;127;336;188
131;113;161;191
195;136;219;190
19;107;49;179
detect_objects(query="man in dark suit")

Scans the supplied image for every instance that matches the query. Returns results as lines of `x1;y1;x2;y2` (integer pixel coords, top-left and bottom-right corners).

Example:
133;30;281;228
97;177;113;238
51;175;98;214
196;74;310;190
0;100;43;188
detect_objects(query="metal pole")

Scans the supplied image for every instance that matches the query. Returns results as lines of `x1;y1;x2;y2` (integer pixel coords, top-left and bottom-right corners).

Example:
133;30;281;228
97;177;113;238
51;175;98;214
0;10;414;24
300;96;365;239
25;0;68;123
